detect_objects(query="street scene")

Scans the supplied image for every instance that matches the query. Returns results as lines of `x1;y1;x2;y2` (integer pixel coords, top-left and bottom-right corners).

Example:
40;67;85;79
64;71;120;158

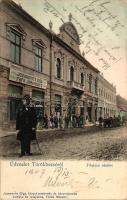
0;1;127;200
0;0;127;160
0;125;127;160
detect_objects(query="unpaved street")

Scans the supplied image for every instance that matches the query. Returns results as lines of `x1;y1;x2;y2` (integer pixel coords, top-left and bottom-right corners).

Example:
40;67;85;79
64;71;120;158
0;126;127;160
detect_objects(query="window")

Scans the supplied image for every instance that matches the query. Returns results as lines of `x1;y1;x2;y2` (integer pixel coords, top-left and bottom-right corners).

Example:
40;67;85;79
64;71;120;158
55;95;61;113
81;73;84;85
88;74;92;92
95;79;97;95
32;39;46;73
8;85;23;120
56;58;61;79
70;66;74;81
10;31;21;64
10;99;22;120
35;46;42;72
32;90;44;122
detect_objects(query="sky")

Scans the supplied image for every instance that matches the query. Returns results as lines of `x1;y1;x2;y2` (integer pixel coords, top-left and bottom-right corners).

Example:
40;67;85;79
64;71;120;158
14;0;127;99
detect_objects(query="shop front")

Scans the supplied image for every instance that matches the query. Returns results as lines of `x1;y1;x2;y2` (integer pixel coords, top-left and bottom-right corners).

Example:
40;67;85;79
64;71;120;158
2;66;48;130
32;90;44;122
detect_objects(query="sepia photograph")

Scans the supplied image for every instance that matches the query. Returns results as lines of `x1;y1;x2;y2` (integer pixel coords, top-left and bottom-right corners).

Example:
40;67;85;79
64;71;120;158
0;0;127;199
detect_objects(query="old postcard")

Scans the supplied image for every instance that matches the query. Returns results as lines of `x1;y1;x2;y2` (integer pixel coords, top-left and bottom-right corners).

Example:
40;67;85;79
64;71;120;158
0;0;127;199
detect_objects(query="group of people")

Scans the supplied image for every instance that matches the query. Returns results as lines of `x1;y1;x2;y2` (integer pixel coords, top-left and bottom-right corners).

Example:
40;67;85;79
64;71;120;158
16;94;127;157
39;114;84;129
98;115;127;128
16;94;86;157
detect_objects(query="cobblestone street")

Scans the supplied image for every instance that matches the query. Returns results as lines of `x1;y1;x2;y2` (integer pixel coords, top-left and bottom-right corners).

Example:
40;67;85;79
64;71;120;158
0;126;127;160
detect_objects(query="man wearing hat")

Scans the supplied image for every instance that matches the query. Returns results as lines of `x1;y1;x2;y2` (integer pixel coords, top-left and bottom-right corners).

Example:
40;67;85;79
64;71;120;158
16;94;37;157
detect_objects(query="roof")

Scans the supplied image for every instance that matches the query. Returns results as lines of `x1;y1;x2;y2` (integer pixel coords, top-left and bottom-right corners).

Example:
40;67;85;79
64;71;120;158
59;21;80;44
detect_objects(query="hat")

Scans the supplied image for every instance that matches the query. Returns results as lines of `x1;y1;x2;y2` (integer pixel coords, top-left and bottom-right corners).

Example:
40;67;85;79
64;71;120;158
23;94;31;100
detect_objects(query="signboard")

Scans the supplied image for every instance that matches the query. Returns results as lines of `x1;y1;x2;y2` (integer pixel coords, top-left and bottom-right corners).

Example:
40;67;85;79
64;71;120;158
9;69;47;89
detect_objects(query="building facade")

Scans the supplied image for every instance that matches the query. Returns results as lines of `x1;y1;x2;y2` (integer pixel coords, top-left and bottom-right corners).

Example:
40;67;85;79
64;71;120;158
98;74;117;118
0;0;51;130
116;95;127;117
0;0;117;130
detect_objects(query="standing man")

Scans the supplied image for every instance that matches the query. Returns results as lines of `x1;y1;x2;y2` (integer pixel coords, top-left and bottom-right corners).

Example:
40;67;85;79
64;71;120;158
16;94;37;157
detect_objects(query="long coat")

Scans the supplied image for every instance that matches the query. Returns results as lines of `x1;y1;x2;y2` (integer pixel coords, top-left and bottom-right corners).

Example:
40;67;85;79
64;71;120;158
16;105;37;141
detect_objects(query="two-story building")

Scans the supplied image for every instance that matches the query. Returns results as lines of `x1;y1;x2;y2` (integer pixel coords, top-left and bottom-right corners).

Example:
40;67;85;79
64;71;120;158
0;0;117;131
97;73;117;119
0;0;51;129
49;15;99;122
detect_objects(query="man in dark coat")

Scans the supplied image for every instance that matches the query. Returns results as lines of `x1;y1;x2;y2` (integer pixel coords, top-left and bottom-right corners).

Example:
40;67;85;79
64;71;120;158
16;94;37;157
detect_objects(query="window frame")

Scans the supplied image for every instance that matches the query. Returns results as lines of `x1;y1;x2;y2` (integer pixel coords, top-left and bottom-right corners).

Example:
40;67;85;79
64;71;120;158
55;94;62;113
56;58;61;79
10;30;21;64
81;72;84;85
34;45;43;73
95;78;98;95
8;84;23;121
88;74;92;92
70;66;74;81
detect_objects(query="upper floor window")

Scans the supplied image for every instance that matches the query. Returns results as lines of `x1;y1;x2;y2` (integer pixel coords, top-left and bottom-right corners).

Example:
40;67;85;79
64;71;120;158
95;79;97;95
32;39;47;73
88;74;92;92
10;31;21;64
70;66;74;81
6;23;26;65
56;58;61;79
35;45;42;72
81;72;84;85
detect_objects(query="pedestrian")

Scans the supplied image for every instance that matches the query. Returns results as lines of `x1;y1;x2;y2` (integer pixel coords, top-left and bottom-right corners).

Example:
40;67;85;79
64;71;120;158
50;114;54;128
54;115;58;128
64;115;69;128
48;116;52;128
16;94;37;157
43;114;48;128
59;115;64;129
98;116;103;127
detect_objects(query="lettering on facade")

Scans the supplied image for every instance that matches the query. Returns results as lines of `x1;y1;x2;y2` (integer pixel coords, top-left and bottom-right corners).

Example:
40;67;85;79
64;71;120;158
9;69;47;89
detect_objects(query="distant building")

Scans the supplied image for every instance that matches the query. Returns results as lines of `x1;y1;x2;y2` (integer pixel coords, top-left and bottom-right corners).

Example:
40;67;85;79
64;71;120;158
0;0;117;130
116;95;127;117
97;74;117;119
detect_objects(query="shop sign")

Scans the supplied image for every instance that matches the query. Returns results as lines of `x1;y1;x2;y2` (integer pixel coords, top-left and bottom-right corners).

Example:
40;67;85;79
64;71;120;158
9;69;47;89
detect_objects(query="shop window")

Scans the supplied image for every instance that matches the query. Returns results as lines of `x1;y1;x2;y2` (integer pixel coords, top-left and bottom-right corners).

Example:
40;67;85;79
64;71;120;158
32;90;44;122
70;66;74;81
8;85;23;120
55;95;61;113
10;31;21;64
56;58;61;79
10;99;22;120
